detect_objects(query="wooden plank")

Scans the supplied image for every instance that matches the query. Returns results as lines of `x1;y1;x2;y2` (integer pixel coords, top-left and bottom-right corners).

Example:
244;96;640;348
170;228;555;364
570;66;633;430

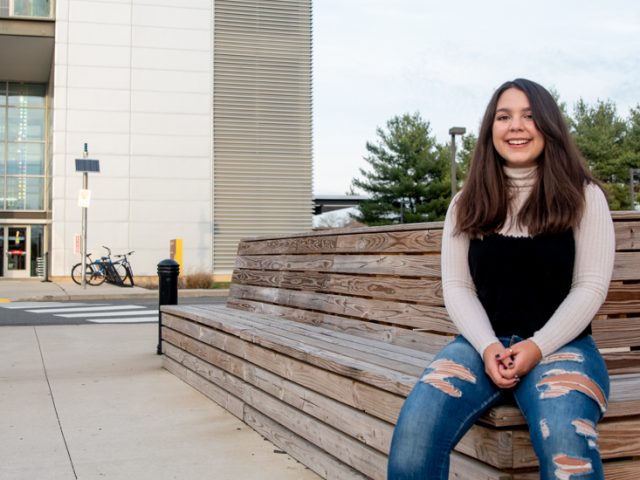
227;298;452;353
613;252;640;280
592;317;640;349
602;351;640;375
599;283;640;316
335;229;442;254
228;284;452;331
238;229;443;255
614;221;640;250
235;250;634;281
238;234;339;256
612;211;640;221
161;317;407;424
239;221;444;242
232;269;443;305
234;253;441;277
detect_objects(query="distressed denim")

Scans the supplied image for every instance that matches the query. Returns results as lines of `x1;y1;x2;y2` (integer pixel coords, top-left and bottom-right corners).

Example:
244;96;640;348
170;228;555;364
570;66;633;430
387;335;609;480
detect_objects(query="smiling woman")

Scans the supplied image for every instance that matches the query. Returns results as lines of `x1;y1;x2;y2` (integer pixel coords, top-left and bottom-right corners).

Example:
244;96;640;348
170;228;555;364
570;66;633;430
388;78;615;480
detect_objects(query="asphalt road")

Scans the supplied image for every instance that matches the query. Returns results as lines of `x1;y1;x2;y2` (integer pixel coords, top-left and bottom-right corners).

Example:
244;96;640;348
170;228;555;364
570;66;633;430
0;296;226;327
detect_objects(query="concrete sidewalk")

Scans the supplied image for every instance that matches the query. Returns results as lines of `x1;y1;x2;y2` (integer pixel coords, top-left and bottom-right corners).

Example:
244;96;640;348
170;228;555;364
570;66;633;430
0;278;227;302
0;323;320;480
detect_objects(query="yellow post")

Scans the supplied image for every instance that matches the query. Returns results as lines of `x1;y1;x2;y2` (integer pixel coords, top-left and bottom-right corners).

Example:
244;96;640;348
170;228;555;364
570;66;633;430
170;238;183;274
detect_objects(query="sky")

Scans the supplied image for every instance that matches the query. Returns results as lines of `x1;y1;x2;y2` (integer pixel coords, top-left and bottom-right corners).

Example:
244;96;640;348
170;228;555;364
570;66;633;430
312;0;640;195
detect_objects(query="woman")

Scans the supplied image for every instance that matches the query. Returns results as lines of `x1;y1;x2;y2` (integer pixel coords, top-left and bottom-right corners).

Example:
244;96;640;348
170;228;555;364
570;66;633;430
387;78;614;480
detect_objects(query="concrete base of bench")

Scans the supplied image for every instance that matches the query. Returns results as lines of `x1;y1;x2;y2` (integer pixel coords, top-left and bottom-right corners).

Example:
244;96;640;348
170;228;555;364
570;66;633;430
161;305;640;480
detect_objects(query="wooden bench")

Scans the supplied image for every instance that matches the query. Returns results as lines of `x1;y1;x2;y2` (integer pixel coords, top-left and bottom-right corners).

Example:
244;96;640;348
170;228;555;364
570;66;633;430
161;211;640;479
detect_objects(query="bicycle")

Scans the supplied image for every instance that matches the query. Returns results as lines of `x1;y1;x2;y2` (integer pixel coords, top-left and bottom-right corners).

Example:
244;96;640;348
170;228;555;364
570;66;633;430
110;249;135;287
71;253;107;286
70;247;135;287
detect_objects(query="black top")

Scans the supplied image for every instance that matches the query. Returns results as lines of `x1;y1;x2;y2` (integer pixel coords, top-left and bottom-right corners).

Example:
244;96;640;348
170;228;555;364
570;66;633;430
468;230;590;340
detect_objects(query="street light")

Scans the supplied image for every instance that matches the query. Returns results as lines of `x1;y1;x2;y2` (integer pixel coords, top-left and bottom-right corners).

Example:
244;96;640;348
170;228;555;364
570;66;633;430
449;126;466;197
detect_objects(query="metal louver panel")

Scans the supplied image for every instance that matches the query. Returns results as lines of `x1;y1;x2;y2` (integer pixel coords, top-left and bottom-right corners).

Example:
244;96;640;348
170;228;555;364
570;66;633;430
213;0;313;274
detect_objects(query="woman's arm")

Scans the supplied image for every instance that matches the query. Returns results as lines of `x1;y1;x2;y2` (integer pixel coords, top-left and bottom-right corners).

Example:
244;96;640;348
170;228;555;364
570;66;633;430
529;184;615;357
441;196;500;357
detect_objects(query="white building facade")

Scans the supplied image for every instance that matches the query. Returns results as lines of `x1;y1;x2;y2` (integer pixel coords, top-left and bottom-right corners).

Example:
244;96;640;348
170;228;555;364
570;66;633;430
0;0;312;280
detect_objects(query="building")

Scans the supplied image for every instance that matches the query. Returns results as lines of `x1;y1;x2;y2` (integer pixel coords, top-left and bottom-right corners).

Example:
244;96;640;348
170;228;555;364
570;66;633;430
0;0;313;280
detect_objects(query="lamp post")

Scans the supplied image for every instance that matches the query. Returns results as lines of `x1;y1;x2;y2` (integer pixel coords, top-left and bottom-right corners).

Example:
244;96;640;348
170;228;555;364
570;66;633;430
449;126;466;197
75;144;100;289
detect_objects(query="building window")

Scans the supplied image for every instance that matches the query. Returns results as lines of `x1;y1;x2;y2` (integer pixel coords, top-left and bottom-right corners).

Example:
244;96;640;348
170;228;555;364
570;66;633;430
0;82;47;211
0;0;52;19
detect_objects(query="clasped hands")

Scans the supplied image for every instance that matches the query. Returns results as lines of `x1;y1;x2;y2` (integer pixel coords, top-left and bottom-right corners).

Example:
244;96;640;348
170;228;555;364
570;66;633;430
482;339;542;389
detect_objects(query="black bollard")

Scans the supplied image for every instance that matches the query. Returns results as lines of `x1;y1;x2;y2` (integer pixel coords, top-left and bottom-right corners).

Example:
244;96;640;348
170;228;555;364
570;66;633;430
157;259;180;354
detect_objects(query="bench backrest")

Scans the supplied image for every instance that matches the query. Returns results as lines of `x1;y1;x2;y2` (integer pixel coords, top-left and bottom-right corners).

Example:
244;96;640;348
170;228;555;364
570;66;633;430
228;212;640;375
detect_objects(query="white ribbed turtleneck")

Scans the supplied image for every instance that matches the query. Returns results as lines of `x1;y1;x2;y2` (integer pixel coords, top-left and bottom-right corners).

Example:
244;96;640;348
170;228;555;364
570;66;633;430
441;167;615;357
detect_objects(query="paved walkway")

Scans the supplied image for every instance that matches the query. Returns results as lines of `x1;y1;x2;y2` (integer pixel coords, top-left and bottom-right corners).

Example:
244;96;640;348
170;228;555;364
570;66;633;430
0;278;226;303
0;280;320;480
0;324;319;480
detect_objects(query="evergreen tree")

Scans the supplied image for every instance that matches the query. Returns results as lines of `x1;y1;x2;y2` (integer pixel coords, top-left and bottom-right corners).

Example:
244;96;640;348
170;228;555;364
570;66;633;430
351;113;451;225
625;106;640;207
571;99;630;209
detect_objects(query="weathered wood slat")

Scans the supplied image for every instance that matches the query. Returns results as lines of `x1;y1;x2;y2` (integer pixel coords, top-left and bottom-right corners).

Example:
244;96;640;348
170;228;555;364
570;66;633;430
235;251;638;281
600;283;640;317
239;229;443;255
235;253;441;276
614;221;640;250
592;317;640;349
227;298;451;352
232;269;444;305
228;283;453;333
612;252;640;279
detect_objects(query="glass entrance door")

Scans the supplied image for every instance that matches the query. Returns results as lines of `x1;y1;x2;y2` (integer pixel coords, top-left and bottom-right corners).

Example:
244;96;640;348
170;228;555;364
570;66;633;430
3;226;29;278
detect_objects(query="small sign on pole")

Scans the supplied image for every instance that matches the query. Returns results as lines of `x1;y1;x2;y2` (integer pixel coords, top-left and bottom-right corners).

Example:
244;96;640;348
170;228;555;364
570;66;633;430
78;189;91;208
74;234;82;255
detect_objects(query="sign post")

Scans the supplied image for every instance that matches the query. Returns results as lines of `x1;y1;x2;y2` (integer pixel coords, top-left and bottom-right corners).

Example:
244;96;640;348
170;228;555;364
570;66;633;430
75;144;100;288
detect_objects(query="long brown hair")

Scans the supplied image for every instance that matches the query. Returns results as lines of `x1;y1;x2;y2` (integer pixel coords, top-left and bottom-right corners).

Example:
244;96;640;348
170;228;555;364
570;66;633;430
456;78;598;237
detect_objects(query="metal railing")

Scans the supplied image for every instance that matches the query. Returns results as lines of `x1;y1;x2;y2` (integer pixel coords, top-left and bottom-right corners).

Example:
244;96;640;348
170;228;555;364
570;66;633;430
0;0;54;20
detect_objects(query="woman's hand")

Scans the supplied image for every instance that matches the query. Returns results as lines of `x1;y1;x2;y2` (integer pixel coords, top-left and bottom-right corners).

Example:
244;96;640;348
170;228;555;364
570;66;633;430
496;339;543;381
482;342;520;389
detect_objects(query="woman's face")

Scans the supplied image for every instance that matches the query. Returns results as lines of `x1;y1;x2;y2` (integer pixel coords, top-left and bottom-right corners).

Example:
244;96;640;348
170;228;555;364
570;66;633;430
492;87;545;168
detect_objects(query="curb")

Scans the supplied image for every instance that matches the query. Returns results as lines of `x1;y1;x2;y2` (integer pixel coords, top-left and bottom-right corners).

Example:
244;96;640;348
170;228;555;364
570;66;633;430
10;289;230;303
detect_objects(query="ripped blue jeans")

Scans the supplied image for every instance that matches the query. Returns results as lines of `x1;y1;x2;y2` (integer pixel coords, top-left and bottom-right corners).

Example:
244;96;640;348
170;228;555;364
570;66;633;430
387;335;609;480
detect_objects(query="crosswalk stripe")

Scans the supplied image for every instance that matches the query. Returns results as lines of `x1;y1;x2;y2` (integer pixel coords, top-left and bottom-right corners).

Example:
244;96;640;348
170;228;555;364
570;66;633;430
58;310;159;318
0;302;91;309
26;305;143;314
88;317;158;324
